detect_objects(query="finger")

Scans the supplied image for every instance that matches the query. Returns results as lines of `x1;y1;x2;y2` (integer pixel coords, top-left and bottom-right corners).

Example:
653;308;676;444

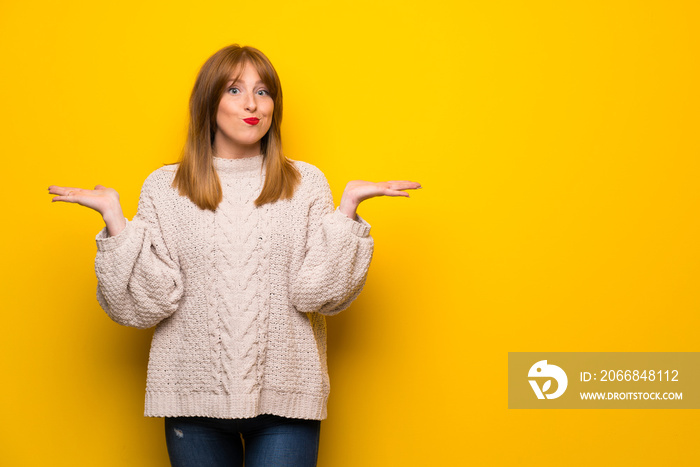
383;189;411;197
51;195;78;203
48;186;81;196
387;182;422;190
95;184;106;190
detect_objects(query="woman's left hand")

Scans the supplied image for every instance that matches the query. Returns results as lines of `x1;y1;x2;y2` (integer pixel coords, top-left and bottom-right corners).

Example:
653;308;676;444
338;180;422;221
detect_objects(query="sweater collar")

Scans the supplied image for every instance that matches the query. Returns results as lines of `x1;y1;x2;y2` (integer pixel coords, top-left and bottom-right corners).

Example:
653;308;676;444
213;154;265;176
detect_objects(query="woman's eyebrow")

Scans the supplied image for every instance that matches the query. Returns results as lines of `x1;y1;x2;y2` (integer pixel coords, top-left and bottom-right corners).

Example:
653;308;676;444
227;79;265;86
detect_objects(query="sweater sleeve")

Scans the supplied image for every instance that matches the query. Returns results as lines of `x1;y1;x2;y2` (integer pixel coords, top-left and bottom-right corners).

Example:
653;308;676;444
290;171;374;316
94;172;184;329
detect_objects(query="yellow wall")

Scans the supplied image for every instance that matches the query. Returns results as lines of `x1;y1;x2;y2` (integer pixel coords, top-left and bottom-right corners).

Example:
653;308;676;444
3;0;699;465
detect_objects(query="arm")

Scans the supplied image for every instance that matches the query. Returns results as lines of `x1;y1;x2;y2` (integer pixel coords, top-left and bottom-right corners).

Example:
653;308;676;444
93;172;184;329
290;172;422;315
290;174;375;316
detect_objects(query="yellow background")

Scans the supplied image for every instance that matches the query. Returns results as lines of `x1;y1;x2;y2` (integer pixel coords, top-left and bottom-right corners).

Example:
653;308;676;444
2;0;699;465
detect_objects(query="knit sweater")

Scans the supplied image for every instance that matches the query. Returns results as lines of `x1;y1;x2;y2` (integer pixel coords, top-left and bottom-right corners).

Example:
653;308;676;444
94;154;374;420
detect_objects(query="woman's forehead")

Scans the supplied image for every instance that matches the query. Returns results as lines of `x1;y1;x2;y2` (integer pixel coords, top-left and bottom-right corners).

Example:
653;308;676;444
228;63;265;83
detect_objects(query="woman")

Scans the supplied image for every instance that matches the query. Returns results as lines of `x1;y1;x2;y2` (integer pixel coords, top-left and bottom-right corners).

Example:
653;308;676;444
48;44;420;467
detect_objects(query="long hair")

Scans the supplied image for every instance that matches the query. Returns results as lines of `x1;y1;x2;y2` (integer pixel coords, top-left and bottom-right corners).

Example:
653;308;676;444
172;44;300;211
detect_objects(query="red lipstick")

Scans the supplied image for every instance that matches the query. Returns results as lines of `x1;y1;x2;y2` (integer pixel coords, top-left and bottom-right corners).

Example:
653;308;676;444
243;118;260;125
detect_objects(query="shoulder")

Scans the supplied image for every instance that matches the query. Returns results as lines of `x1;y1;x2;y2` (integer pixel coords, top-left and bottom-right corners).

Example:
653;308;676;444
289;159;331;194
140;163;179;199
143;163;178;187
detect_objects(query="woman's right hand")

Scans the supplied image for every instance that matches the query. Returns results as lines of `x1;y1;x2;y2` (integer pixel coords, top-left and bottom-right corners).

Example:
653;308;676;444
48;184;127;237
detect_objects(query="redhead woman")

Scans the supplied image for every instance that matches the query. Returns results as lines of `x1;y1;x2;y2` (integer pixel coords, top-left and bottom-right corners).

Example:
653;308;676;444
49;44;420;467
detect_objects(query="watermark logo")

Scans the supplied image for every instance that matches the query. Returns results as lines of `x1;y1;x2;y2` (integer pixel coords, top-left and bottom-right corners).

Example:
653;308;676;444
528;360;568;399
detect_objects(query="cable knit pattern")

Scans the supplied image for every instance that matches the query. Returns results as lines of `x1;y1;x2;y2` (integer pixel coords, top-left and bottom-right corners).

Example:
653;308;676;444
94;154;373;420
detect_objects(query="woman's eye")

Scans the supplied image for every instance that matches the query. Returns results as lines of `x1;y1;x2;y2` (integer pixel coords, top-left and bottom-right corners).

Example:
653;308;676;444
257;89;270;96
228;87;240;95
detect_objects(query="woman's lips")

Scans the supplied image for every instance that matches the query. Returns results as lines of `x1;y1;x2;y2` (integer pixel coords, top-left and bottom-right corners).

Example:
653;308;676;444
243;118;260;125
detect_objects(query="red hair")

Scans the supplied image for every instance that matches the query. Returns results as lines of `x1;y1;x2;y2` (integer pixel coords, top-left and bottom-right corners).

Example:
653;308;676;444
172;44;300;211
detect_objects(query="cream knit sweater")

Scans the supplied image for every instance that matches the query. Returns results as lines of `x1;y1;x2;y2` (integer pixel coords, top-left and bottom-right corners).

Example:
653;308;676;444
94;155;374;420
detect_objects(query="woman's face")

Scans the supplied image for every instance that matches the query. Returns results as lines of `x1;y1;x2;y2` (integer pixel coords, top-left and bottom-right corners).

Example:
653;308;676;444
213;62;274;158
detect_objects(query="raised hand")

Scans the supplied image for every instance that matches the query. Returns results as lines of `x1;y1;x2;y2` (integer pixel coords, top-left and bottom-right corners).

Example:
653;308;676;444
339;180;422;221
48;184;126;237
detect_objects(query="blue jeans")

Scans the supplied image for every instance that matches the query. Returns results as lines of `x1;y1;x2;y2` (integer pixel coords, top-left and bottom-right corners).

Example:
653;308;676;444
164;414;321;467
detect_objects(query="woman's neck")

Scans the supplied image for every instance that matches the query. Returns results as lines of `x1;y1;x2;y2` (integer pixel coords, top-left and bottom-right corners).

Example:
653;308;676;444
213;138;261;160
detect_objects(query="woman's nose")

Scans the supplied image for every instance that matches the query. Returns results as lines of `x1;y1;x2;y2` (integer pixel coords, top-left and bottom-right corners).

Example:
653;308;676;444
244;94;257;112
